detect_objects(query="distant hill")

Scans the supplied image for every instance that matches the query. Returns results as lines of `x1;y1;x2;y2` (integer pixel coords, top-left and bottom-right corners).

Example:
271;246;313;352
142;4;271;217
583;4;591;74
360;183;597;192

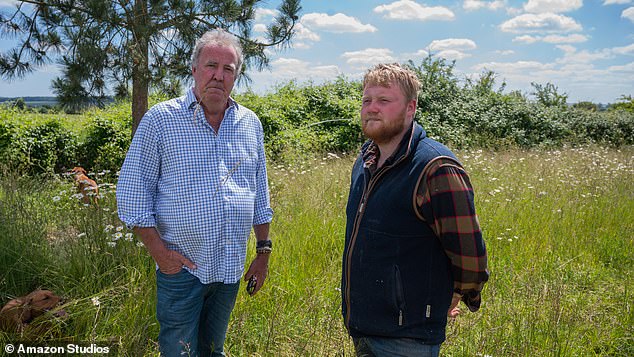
0;96;58;107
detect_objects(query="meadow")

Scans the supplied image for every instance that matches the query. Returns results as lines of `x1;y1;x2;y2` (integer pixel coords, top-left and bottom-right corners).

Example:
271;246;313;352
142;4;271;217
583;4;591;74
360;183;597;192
0;144;632;356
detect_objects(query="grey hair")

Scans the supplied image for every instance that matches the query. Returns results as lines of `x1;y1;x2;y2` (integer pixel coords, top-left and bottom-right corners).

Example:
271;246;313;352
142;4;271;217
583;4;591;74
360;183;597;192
191;29;244;76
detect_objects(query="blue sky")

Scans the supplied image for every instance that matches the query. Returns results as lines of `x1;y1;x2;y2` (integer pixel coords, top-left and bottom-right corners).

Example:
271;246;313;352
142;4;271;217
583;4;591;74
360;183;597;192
1;0;633;104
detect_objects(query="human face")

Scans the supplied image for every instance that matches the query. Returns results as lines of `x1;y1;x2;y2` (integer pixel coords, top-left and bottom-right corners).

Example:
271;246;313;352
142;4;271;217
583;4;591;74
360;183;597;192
360;83;416;145
192;44;238;112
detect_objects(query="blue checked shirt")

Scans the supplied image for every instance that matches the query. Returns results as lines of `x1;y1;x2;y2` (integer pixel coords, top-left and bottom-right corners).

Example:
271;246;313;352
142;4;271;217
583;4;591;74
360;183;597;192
117;88;273;284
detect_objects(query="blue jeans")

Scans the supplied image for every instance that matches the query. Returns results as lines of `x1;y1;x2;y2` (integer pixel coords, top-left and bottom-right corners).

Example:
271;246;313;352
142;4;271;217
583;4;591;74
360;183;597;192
353;336;441;357
156;269;240;357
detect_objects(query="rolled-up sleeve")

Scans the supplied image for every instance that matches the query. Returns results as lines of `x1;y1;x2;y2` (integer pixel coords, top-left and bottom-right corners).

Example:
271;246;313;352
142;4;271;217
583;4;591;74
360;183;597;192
116;113;161;228
252;121;273;225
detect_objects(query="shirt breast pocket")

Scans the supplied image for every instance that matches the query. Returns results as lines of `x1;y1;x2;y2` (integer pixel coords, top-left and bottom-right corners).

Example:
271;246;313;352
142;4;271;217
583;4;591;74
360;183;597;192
226;149;258;188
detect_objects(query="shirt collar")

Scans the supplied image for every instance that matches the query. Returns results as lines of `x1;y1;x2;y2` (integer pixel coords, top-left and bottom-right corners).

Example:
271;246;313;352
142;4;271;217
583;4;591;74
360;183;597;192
363;122;415;172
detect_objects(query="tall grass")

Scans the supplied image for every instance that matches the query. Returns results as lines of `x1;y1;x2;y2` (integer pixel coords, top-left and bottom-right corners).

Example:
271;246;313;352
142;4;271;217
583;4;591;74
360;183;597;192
0;146;632;356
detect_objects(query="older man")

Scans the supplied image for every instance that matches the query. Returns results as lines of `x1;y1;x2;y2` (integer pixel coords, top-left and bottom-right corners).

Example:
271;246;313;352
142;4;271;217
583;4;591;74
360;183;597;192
117;29;273;357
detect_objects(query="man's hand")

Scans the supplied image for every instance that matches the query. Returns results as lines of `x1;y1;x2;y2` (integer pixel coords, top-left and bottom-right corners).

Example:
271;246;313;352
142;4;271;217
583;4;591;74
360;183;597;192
156;249;197;275
134;227;196;275
244;253;269;296
448;293;462;317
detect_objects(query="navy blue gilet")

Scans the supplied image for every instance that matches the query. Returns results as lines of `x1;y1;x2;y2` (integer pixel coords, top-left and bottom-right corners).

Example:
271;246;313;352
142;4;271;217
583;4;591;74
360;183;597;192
342;122;459;344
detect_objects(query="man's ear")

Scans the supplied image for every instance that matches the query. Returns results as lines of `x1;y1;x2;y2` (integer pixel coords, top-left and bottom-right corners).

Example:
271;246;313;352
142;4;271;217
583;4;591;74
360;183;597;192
407;99;417;120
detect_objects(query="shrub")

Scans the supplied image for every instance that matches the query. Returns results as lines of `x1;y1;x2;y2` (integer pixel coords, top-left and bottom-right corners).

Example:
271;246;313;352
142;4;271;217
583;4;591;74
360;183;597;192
8;120;79;175
79;117;131;173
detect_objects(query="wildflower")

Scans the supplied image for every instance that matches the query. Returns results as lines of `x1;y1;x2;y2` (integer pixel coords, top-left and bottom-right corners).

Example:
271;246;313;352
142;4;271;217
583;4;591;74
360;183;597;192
103;207;110;212
104;225;114;232
91;297;101;306
77;233;87;238
107;242;116;247
136;242;144;248
113;232;123;240
52;196;61;202
125;233;134;241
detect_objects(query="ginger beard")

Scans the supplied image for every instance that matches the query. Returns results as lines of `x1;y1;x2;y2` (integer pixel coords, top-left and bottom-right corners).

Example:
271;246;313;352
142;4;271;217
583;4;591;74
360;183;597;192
361;104;410;145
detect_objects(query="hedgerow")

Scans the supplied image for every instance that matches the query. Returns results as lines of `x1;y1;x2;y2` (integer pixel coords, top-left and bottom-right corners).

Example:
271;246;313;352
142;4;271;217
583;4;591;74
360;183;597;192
0;57;632;175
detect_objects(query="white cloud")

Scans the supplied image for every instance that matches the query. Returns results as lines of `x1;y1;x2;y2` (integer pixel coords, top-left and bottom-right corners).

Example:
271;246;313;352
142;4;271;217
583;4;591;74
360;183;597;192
603;0;632;5
542;34;588;43
374;0;455;21
555;45;612;64
255;8;278;21
472;60;554;73
291;23;321;49
301;13;377;33
411;49;430;58
463;0;506;11
294;23;320;42
495;49;515;55
612;43;634;55
556;44;577;55
623;7;634;22
436;50;472;60
341;48;396;68
609;62;634;71
513;35;540;44
263;58;340;80
514;33;588;44
253;24;267;33
500;13;582;33
428;38;477;51
425;39;477;60
523;0;582;13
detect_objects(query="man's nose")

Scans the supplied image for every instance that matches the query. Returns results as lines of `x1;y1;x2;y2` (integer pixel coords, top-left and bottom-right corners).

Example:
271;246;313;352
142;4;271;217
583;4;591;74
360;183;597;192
211;67;224;81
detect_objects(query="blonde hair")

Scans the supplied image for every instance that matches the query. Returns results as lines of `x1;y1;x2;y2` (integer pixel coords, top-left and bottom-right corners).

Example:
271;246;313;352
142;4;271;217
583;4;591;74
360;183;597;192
363;63;420;102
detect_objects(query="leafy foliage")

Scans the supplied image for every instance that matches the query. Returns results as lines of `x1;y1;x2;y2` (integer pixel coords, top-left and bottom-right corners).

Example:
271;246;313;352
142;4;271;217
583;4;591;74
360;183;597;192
235;77;362;163
79;116;130;174
0;57;632;175
0;0;302;130
7;120;79;175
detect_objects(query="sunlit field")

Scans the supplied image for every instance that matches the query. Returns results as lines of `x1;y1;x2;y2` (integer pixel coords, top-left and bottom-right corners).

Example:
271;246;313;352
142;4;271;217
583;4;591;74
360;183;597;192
0;145;632;356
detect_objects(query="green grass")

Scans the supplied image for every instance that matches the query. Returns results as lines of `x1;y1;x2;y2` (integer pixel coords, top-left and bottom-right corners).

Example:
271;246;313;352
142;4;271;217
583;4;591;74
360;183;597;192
0;146;632;356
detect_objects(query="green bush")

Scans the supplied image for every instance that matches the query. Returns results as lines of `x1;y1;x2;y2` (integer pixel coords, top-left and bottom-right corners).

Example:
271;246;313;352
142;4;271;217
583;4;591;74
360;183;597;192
236;77;362;162
79;117;131;173
7;120;79;175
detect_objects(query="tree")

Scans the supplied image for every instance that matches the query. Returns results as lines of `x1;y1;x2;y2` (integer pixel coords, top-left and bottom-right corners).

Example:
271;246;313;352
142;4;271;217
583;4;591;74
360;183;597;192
530;82;568;107
0;0;301;134
573;101;599;112
609;95;634;113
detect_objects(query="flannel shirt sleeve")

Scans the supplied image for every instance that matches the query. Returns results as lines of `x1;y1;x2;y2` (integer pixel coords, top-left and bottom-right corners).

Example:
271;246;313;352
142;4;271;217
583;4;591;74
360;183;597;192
116;113;161;228
416;157;489;312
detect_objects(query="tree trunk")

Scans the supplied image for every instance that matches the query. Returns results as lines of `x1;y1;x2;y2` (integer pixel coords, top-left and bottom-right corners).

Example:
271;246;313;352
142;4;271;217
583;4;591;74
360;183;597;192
131;0;149;137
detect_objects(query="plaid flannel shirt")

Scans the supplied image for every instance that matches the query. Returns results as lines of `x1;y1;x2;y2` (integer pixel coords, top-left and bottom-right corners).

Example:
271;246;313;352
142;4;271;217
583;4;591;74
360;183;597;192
364;133;488;312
